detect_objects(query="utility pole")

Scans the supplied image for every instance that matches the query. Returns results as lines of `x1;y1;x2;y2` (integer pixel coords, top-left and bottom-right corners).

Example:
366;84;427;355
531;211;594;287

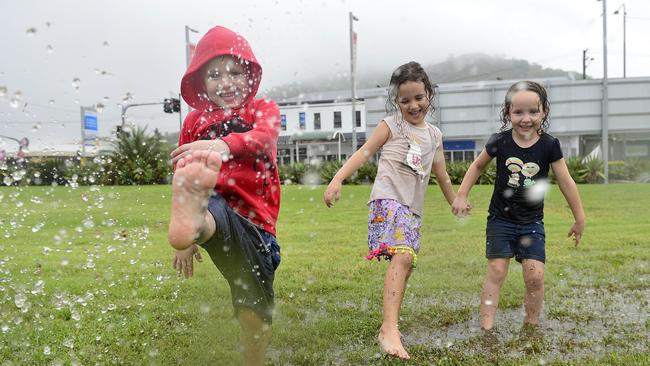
600;0;610;183
614;4;627;78
349;12;359;152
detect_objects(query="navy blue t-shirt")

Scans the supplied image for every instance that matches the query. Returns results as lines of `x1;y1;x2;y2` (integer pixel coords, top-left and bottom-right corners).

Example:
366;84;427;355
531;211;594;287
485;130;563;224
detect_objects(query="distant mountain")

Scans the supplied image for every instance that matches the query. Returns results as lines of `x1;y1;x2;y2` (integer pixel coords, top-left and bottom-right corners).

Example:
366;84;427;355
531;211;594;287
263;53;581;100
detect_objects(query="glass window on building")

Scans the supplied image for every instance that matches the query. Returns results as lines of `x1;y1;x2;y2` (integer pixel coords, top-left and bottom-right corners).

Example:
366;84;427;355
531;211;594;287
299;112;305;130
314;113;321;130
452;151;464;162
625;143;649;157
355;110;361;128
281;114;286;131
334;111;342;128
444;151;452;161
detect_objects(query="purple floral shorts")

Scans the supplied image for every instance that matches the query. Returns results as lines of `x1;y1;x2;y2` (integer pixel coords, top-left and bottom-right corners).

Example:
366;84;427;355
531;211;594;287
366;199;421;267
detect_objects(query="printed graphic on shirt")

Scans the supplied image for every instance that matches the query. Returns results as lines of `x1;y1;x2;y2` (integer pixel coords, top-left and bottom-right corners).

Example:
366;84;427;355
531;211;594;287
199;115;253;140
405;138;426;182
505;157;540;188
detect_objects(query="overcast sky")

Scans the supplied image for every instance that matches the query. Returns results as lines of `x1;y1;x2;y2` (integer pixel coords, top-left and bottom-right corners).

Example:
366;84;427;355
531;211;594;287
1;0;649;151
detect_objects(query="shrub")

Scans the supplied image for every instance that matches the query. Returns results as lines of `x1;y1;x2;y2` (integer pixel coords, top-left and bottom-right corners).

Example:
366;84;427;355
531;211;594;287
104;127;173;185
446;161;471;185
356;161;377;184
319;160;343;184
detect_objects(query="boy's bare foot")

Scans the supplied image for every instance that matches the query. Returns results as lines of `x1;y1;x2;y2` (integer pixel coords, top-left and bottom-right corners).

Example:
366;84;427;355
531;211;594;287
168;150;222;249
378;326;410;360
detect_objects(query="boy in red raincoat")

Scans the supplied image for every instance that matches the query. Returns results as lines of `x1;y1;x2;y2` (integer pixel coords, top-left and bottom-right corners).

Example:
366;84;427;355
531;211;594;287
167;26;281;366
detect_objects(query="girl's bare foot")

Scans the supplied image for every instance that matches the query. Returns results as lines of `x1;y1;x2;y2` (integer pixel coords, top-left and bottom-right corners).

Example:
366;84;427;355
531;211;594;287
378;326;410;360
168;150;221;249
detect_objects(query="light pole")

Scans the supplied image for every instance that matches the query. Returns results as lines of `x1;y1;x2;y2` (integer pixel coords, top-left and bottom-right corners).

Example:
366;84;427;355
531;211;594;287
333;130;346;161
614;4;627;78
598;0;610;183
349;12;359;152
0;134;29;160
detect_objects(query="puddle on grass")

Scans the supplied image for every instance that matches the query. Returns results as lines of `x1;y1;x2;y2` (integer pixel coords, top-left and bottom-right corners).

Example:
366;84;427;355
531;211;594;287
400;287;649;362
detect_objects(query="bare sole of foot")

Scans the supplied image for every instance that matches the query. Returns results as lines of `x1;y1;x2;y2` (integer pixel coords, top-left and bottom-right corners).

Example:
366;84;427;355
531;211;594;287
378;329;410;360
168;150;222;249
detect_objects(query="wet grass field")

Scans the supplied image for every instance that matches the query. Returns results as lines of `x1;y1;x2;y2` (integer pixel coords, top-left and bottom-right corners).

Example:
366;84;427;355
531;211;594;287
0;184;648;365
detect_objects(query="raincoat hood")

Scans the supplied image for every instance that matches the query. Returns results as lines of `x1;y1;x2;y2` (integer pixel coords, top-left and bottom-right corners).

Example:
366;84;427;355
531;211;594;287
181;26;262;112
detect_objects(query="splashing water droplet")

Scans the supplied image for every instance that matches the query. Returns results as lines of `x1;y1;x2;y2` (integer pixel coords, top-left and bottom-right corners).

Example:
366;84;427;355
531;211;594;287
46;44;54;53
32;222;45;233
31;280;45;294
14;293;27;308
71;78;81;91
11;170;26;181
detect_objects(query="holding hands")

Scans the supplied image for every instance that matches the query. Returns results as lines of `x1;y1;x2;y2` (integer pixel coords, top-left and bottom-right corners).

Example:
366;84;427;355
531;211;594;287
451;195;472;217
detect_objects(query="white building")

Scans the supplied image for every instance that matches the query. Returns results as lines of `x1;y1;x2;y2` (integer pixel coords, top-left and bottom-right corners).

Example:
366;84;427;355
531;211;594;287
278;77;650;164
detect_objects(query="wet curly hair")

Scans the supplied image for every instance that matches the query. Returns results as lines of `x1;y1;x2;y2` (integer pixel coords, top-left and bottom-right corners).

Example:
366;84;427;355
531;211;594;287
385;61;436;117
499;80;550;134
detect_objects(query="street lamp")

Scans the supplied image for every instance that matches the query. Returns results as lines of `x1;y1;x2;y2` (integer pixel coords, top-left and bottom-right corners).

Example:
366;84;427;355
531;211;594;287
333;130;346;161
613;4;627;78
0;135;29;160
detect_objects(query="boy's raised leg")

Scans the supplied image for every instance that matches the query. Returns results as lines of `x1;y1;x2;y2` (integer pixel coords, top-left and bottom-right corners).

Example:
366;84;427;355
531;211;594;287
239;309;272;366
479;258;510;330
522;259;545;326
168;150;221;249
378;252;412;360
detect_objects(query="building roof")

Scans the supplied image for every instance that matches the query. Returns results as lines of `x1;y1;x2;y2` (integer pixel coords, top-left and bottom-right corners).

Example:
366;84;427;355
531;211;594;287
289;130;344;142
276;76;574;105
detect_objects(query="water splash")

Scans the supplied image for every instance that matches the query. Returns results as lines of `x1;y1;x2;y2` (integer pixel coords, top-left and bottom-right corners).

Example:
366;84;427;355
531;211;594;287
72;78;81;91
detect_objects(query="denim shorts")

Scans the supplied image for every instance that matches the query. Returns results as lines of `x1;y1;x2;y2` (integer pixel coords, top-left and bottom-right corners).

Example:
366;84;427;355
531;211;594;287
200;194;281;323
485;215;545;263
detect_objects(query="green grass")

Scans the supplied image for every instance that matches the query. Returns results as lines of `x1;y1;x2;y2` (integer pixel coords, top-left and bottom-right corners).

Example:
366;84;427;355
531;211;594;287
0;184;648;365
